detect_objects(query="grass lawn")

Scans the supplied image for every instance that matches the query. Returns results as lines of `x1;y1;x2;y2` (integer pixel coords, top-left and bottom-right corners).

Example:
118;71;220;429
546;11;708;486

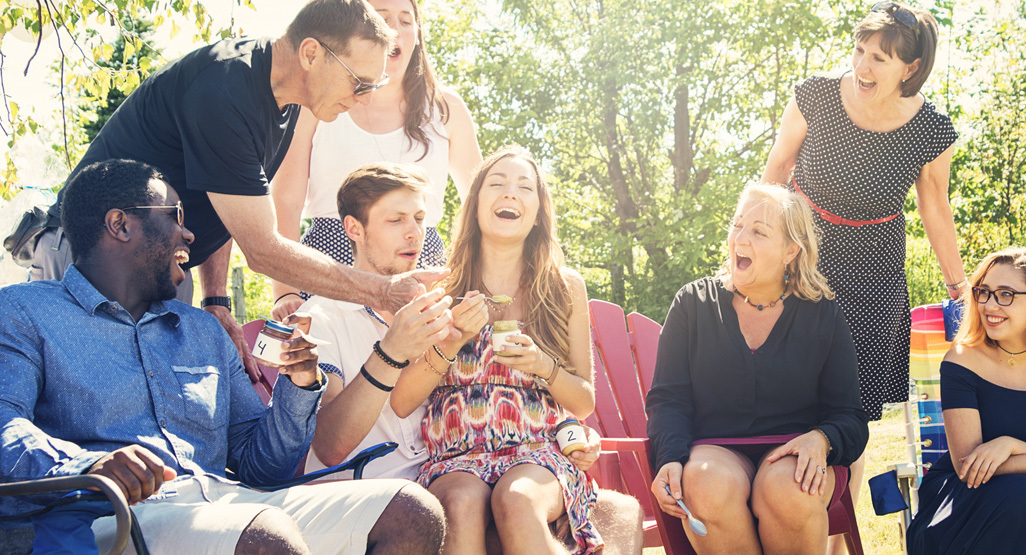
642;405;912;555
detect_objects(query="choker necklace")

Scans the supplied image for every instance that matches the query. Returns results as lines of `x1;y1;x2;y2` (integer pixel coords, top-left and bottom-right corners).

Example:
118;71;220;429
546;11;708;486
734;288;787;311
996;342;1026;367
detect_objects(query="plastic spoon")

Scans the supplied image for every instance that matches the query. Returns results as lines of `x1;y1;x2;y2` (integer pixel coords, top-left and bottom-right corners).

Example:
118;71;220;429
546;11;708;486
664;485;708;536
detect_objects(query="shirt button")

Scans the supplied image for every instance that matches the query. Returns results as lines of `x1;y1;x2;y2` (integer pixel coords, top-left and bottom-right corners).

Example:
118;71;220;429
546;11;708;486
109;305;118;312
148;371;154;378
160;420;166;427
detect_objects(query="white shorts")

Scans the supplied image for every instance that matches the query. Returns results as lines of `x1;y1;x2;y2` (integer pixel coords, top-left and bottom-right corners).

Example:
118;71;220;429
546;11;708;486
91;475;408;554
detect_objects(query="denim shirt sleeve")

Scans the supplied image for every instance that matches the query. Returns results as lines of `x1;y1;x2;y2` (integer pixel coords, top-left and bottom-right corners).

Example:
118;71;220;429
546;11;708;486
222;338;325;485
0;297;108;482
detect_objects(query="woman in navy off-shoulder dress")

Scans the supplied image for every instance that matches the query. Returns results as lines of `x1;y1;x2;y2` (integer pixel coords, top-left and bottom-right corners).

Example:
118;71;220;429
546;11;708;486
907;247;1026;554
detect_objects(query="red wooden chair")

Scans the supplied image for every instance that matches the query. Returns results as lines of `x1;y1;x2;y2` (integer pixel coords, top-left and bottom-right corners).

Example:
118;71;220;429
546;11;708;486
587;299;863;555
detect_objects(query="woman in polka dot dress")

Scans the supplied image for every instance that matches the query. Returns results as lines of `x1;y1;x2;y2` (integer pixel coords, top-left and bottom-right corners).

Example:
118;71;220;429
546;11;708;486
762;1;967;520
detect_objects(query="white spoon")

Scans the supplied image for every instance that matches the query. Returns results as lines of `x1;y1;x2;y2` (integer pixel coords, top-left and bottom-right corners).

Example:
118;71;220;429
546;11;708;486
665;485;708;536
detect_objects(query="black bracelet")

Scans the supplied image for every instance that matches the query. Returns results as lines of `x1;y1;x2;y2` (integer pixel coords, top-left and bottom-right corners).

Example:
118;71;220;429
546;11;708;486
360;365;394;392
433;345;456;364
200;296;231;310
275;292;303;305
373;341;409;368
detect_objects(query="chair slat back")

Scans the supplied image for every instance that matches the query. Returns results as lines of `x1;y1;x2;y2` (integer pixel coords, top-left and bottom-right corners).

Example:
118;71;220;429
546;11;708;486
589;299;649;439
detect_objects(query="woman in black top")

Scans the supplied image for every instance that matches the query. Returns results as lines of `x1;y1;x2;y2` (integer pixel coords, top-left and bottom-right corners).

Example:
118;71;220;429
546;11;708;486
647;183;868;554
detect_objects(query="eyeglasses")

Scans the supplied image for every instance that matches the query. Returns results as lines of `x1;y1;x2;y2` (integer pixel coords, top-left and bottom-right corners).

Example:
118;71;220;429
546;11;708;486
871;2;920;41
972;286;1026;307
315;39;389;96
122;201;185;227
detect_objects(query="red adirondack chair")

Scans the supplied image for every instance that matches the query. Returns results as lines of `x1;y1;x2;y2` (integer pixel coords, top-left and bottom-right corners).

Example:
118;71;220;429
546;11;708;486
587;299;863;555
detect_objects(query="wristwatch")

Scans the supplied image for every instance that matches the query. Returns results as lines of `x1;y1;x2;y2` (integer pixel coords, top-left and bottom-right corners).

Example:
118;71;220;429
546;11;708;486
200;296;232;311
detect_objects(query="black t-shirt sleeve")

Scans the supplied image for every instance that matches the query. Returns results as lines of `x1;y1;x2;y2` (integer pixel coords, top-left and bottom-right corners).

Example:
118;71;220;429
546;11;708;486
177;70;270;197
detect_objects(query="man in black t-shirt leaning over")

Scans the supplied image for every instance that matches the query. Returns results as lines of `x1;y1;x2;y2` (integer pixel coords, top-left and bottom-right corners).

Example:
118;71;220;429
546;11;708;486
33;0;448;378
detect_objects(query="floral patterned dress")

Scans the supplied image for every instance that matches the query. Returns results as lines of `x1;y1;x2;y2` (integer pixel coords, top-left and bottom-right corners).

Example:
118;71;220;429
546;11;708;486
418;325;602;553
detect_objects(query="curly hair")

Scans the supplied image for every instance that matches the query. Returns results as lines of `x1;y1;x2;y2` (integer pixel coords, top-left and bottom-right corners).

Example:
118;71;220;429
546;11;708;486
60;159;163;262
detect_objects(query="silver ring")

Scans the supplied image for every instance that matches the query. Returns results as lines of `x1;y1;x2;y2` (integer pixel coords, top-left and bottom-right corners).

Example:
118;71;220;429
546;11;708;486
817;466;826;475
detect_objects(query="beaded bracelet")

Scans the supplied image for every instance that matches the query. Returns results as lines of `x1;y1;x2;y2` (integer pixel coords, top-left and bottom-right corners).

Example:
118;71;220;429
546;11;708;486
373;341;409;369
361;365;394;392
433;345;456;364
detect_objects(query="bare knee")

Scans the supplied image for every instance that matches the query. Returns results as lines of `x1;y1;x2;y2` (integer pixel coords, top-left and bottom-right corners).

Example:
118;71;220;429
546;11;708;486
433;479;491;522
236;508;309;555
681;458;751;515
491;479;545;523
751;460;825;524
368;484;446;555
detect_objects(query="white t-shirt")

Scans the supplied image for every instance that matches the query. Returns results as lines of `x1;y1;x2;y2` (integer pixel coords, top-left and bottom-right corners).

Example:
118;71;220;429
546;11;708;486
304;111;451;226
300;296;428;481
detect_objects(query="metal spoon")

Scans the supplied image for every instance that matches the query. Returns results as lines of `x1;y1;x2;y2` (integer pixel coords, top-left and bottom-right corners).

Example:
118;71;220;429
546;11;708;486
665;485;708;536
455;294;513;305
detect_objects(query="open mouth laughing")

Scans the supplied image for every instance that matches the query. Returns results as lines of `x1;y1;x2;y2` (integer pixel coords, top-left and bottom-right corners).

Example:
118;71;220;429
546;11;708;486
495;207;521;221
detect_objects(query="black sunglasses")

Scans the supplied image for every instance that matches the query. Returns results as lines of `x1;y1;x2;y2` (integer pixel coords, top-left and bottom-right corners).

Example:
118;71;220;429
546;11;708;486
315;39;390;96
123;201;185;227
972;286;1026;307
871;2;920;41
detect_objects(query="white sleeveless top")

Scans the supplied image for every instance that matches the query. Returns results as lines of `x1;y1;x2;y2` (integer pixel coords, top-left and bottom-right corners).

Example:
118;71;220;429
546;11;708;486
304;110;451;225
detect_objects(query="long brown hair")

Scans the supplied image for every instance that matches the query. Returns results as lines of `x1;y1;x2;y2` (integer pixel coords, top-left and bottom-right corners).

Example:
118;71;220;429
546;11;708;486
399;0;449;161
954;247;1026;348
442;145;573;365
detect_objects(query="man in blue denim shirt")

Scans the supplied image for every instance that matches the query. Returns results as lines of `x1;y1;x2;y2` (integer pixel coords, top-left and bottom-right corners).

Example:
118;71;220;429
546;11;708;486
0;159;445;553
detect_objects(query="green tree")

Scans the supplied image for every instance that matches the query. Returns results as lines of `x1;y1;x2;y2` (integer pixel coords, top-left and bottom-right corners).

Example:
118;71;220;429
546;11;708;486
430;0;859;318
1;0;249;198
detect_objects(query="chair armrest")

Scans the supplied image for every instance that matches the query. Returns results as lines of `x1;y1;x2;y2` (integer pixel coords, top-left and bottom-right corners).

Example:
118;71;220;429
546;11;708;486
245;442;399;491
600;437;650;453
0;475;132;555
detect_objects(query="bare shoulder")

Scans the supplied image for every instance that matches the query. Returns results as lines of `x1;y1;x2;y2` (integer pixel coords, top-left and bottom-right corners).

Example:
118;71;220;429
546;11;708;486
561;267;588;298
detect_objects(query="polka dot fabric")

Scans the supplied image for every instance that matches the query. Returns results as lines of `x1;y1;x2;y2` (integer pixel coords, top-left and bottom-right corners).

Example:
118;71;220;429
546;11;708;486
791;73;958;421
297;217;448;300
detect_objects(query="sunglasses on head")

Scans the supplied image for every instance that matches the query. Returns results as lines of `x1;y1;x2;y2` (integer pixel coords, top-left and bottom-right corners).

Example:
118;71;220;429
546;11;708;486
871;2;920;40
972;286;1026;307
122;201;185;227
315;39;390;96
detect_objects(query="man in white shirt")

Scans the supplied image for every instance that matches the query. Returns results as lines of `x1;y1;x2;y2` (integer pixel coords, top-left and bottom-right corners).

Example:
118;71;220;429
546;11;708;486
301;162;644;553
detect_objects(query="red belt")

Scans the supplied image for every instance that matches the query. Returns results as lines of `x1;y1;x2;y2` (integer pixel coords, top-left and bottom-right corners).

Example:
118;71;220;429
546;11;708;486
791;177;900;227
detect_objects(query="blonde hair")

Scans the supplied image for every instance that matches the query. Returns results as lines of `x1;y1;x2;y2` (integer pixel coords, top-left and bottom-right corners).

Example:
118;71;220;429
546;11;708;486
954;247;1026;348
716;182;833;302
442;145;573;366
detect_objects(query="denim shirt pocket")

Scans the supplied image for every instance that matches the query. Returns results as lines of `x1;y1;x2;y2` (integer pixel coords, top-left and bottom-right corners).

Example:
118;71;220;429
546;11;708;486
171;365;227;430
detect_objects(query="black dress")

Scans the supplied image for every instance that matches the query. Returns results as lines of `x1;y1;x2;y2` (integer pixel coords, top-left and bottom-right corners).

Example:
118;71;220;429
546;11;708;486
907;362;1026;554
792;73;958;421
645;277;869;470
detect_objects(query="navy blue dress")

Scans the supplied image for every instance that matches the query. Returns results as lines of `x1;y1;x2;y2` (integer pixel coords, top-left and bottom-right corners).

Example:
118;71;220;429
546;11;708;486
907;361;1026;554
